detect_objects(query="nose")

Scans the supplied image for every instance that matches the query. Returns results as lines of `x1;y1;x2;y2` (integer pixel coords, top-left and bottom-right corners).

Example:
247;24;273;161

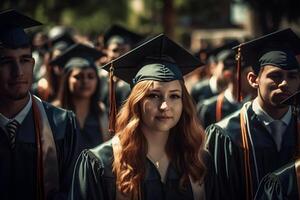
159;101;169;110
278;79;288;89
12;61;24;77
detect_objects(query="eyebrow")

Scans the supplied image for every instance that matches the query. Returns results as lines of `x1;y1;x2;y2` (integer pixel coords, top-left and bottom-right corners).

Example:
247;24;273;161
149;89;182;92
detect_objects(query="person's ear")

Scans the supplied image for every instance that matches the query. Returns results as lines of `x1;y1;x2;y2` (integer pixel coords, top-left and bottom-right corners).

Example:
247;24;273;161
247;71;259;89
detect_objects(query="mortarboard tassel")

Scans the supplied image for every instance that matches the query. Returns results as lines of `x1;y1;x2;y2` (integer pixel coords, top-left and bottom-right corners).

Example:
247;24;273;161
240;107;253;200
32;99;45;200
236;44;242;102
109;63;117;135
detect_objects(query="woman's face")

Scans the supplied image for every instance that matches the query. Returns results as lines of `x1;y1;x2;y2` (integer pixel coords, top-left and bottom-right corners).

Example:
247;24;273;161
139;80;183;134
68;67;98;99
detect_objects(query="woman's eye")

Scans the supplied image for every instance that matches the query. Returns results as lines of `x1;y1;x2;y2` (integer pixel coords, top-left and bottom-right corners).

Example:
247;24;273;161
73;75;81;80
170;94;182;99
147;93;160;99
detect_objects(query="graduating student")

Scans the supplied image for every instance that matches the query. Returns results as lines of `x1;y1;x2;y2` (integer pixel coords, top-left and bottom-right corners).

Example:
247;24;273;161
205;28;300;200
51;43;109;152
191;40;239;104
69;34;218;200
99;24;145;110
255;90;300;200
197;49;255;128
0;10;78;200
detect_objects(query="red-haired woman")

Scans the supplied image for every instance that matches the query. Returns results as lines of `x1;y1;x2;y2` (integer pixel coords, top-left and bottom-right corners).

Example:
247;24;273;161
69;34;218;200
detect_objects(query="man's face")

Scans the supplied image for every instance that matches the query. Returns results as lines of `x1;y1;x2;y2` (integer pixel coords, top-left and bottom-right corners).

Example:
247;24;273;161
106;42;131;61
0;47;34;101
257;65;300;108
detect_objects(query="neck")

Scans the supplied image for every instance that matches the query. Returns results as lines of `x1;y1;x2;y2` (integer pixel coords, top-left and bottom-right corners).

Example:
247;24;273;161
228;82;238;99
73;97;91;124
257;96;289;120
0;94;30;118
73;97;91;112
141;125;169;157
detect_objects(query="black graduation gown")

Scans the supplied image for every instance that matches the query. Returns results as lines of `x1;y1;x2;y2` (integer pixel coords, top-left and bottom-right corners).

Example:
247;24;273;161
69;140;219;200
77;112;106;153
255;162;298;200
205;102;297;200
197;94;242;128
0;101;78;200
191;79;218;105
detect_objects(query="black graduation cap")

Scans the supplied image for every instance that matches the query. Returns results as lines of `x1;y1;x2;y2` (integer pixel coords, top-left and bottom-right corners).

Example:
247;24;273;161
216;49;238;70
103;24;144;47
102;33;204;86
0;9;42;48
205;40;240;65
280;90;300;106
102;33;204;135
233;28;300;74
49;43;104;70
49;27;75;47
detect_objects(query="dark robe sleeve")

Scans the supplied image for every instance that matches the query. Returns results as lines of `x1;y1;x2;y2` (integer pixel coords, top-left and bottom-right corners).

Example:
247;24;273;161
255;162;298;200
205;124;245;200
255;174;283;200
203;150;220;200
69;149;105;200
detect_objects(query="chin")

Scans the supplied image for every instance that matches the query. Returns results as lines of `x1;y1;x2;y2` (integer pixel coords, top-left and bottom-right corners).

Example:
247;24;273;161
8;92;29;100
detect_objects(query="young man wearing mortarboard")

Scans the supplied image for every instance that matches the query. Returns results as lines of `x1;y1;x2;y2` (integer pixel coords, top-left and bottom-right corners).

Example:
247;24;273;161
0;10;78;200
255;90;300;200
205;28;300;200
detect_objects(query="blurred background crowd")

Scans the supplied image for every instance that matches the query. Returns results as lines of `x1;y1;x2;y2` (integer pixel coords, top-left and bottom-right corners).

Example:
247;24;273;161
1;0;299;149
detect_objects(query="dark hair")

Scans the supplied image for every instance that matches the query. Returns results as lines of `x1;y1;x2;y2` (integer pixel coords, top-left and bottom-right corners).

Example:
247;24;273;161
55;65;102;115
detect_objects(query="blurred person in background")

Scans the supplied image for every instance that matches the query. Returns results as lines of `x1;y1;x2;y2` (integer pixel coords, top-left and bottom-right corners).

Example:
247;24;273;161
52;43;109;152
197;49;255;128
190;40;240;105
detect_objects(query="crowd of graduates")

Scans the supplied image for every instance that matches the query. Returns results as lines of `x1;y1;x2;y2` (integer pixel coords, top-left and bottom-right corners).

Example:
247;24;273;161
1;9;300;200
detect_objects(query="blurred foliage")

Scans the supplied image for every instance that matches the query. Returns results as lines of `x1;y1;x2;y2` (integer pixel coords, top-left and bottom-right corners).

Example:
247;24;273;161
240;0;300;34
0;0;129;36
0;0;299;37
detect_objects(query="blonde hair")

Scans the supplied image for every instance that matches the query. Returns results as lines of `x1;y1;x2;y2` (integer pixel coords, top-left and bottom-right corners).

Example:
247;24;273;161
112;80;206;197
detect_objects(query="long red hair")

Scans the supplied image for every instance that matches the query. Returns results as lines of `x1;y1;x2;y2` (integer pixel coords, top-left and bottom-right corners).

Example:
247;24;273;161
112;80;206;197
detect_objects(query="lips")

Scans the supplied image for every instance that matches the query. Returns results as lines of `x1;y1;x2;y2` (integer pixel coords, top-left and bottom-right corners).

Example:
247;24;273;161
155;116;172;120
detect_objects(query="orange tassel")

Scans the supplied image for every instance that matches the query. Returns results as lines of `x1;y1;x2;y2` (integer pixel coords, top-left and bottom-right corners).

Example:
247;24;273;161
236;44;242;102
32;98;45;199
109;63;117;135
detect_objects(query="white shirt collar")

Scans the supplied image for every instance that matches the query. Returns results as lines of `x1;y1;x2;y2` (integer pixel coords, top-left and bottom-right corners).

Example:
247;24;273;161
252;97;292;127
209;76;218;94
0;94;32;130
224;88;237;104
